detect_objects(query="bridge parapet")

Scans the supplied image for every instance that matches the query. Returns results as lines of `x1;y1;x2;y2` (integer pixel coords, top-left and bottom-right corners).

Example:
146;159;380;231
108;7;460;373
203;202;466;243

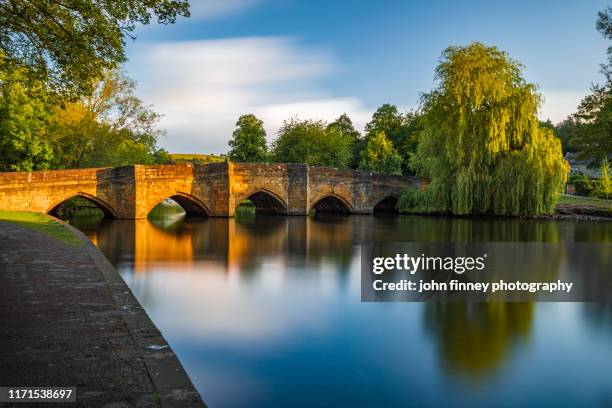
0;163;419;218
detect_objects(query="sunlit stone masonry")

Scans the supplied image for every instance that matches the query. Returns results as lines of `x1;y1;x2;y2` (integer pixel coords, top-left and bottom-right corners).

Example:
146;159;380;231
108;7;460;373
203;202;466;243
0;162;420;219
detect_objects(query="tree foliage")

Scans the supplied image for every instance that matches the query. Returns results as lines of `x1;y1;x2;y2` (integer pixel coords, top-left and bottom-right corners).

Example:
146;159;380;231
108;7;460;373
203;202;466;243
365;104;409;146
559;7;612;165
358;131;402;175
48;69;169;168
402;43;568;216
0;66;170;171
0;0;189;97
0;63;53;171
271;118;352;168
555;118;578;153
228;114;268;162
327;113;361;167
570;84;612;165
365;104;422;174
569;172;596;197
597;158;611;202
328;113;361;141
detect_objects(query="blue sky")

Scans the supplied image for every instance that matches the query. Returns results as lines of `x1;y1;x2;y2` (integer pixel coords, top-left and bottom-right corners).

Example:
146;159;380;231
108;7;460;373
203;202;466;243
124;0;609;153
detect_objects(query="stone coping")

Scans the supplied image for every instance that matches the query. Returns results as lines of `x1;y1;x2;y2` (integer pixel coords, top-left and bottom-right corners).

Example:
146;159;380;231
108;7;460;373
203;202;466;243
62;220;207;408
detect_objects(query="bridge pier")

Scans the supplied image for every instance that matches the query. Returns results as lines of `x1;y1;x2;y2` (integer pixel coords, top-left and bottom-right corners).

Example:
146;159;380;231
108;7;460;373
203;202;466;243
0;163;419;219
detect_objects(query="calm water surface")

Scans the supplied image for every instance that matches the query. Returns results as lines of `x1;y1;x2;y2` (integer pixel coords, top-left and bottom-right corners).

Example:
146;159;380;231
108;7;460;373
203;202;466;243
71;214;612;407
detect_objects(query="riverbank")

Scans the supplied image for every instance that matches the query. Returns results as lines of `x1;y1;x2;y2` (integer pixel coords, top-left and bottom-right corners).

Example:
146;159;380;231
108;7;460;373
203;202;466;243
0;212;205;407
553;194;612;221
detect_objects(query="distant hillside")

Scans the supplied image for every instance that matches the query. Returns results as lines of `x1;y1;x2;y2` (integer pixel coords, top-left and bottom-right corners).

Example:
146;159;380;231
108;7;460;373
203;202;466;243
170;154;226;164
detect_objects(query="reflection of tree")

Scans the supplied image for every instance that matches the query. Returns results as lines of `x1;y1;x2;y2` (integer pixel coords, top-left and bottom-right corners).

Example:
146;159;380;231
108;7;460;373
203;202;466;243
412;217;563;376
94;219;135;268
389;216;563;243
148;214;188;234
572;222;612;242
424;302;533;378
66;212;105;231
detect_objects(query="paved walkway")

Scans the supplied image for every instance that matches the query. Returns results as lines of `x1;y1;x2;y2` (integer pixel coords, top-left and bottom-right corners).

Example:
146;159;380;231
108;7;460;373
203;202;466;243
0;220;205;407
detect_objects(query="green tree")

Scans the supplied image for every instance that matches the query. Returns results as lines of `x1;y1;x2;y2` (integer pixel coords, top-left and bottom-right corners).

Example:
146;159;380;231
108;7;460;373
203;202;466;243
404;43;568;216
597;158;612;204
327;113;361;168
565;7;612;165
228;114;268;162
555;118;579;153
0;0;189;97
358;131;402;175
365;104;407;146
571;85;612;166
365;104;422;174
0;64;54;171
271;118;352;168
48;69;168;168
539;119;555;132
569;172;595;197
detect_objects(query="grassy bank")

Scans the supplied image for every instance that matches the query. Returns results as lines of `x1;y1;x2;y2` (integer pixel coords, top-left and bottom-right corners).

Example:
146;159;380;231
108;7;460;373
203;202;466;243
0;211;83;246
554;194;612;219
557;194;612;210
170;153;226;164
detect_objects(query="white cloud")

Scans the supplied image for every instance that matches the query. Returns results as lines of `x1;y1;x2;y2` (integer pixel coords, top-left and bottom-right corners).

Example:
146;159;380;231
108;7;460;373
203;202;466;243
257;98;373;137
128;37;373;153
539;90;587;123
128;37;583;154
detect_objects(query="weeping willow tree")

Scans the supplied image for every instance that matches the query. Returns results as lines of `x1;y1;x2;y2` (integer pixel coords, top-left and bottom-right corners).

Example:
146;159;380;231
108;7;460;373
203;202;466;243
401;43;569;216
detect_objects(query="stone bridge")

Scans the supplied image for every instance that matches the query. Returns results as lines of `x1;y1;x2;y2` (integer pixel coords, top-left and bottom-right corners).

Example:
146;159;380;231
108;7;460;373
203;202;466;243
0;162;419;219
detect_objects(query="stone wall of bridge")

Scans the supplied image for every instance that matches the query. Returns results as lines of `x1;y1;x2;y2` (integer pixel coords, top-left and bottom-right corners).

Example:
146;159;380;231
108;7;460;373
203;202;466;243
0;163;419;218
133;163;231;218
0;167;137;218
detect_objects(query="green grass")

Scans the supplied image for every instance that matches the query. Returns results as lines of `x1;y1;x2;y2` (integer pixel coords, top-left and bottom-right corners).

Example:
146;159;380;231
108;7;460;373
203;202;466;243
0;211;83;246
235;202;256;216
148;200;186;219
170;153;226;164
557;194;612;210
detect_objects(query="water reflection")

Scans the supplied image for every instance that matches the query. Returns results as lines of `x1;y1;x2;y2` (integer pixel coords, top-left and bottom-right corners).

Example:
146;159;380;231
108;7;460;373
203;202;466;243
424;302;533;378
70;214;612;407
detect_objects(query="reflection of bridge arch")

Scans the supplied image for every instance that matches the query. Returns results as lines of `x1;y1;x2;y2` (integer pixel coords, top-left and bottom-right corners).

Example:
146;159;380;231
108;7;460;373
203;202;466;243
147;192;209;217
47;192;118;218
373;195;399;214
310;193;353;214
238;188;288;214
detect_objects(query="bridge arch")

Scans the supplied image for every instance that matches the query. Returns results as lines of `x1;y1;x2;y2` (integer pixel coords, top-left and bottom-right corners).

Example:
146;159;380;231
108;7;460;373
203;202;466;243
373;195;399;214
147;192;209;217
310;193;353;214
47;192;118;219
237;188;287;214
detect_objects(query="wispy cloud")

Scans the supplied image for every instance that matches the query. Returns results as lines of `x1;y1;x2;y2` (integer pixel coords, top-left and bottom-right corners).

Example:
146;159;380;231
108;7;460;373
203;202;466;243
128;35;577;154
128;37;373;153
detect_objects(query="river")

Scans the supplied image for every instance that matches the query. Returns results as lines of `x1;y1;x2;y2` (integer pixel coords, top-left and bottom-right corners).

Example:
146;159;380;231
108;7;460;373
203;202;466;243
69;212;612;407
